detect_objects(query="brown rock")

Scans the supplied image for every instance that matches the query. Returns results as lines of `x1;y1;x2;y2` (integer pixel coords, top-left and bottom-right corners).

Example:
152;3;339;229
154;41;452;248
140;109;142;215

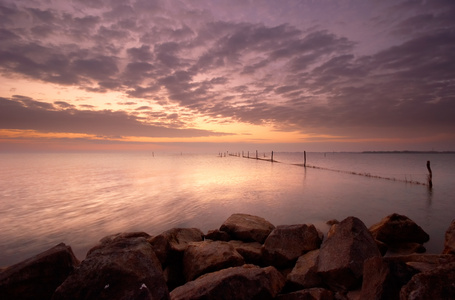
276;287;334;300
182;241;245;281
443;219;455;254
400;262;455;299
205;229;231;241
0;243;79;300
385;253;455;273
170;264;285;300
317;216;381;291
386;242;426;255
52;236;169;300
263;224;322;268
148;228;203;266
220;213;275;243
360;256;418;300
228;240;263;265
369;214;429;244
286;250;323;290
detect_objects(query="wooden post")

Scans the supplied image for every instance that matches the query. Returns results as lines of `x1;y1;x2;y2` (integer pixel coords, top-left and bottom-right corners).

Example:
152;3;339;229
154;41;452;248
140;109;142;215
271;151;274;162
427;160;433;189
304;151;307;167
256;150;258;159
248;151;249;158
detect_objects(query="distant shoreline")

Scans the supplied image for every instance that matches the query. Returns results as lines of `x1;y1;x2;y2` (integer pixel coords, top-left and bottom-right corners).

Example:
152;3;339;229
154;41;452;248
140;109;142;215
362;150;455;154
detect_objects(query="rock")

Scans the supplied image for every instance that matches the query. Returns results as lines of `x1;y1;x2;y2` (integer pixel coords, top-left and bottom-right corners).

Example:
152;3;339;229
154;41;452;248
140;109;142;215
182;241;245;281
286;250;323;290
52;236;169;300
385;253;455;273
360;256;418;300
228;240;263;265
443;219;455;254
369;214;429;245
0;243;79;300
148;228;203;266
400;262;455;299
205;229;231;241
375;239;388;256
262;224;322;268
386;242;426;255
170;264;285;300
276;287;334;300
220;213;275;243
317;216;381;292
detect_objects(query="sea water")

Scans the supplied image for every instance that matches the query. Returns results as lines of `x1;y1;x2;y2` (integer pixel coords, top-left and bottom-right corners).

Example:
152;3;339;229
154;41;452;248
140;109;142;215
0;152;454;266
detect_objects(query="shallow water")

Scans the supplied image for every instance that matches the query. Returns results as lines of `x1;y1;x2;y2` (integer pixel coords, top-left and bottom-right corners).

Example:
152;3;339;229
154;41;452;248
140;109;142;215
0;152;454;266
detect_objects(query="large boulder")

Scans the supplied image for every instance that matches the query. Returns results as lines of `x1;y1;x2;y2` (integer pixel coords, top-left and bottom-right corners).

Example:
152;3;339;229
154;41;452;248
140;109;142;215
220;213;275;243
275;287;334;300
360;256;418;300
0;243;79;300
148;228;203;266
317;216;381;292
400;262;455;299
52;236;169;300
262;224;322;268
170;264;285;300
286;250;323;290
228;240;263;265
369;214;429;245
182;241;245;281
443;219;455;254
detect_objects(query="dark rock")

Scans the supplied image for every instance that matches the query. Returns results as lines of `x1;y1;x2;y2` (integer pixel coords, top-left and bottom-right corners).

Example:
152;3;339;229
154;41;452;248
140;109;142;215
369;214;429;245
52;236;169;300
317;217;381;292
286;250;323;290
400;262;455;299
360;256;418;300
263;224;322;268
148;228;203;266
182;241;244;282
220;213;275;243
443;219;455;254
375;239;388;256
0;243;79;300
385;254;455;273
386;242;426;255
228;240;263;265
205;229;231;241
170;264;285;300
276;287;334;300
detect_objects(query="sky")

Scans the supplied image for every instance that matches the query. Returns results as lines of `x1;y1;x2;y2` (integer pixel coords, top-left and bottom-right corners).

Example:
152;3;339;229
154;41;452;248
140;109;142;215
1;0;454;153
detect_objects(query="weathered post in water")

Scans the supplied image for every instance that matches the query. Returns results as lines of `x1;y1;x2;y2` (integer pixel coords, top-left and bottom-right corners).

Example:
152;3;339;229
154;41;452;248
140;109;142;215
427;160;433;189
256;150;258;159
271;151;274;162
304;151;307;167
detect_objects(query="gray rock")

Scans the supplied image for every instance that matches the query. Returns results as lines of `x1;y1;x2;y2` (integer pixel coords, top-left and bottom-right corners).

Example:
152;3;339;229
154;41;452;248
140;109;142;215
317;216;381;292
52;236;169;300
287;250;322;290
0;243;79;300
400;262;455;299
170;264;285;300
369;214;429;245
182;241;245;281
220;213;275;243
263;224;322;268
443;219;455;254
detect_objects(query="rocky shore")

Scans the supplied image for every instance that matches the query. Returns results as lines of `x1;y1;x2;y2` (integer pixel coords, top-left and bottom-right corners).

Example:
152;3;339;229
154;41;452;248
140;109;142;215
1;213;454;300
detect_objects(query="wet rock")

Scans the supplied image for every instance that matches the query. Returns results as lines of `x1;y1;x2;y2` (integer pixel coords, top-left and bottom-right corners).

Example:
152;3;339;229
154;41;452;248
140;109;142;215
0;243;79;300
228;240;263;265
170;264;285;300
182;241;244;281
443;219;455;254
205;229;231;241
360;256;418;300
400;262;455;299
276;287;334;300
369;213;429;245
220;213;275;243
317;217;381;292
148;228;203;266
263;224;322;268
52;236;169;300
286;250;322;290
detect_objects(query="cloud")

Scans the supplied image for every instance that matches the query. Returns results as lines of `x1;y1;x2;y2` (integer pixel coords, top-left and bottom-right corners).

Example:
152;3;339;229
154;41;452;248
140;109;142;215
0;96;230;138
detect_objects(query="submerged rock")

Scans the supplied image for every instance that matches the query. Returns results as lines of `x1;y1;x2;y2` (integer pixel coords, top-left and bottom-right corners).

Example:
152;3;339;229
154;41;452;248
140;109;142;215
220;213;275;243
443;219;455;254
317;216;381;291
52;236;169;300
0;243;79;300
170;264;285;300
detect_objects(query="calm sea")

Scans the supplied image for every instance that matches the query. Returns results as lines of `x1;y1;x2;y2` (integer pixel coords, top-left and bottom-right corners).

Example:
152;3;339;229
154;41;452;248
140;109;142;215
1;152;454;266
